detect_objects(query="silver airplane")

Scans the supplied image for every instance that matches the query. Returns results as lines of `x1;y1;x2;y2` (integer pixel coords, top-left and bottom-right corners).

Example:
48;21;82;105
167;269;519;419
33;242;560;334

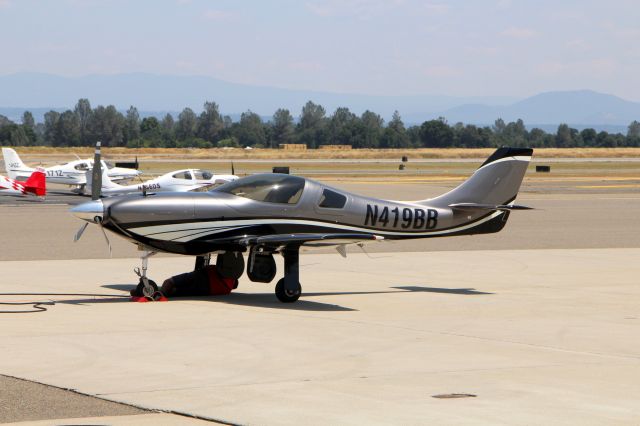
72;144;533;302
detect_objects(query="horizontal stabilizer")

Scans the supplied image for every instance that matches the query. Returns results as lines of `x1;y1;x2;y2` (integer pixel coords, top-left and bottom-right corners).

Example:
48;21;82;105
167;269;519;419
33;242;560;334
449;203;534;211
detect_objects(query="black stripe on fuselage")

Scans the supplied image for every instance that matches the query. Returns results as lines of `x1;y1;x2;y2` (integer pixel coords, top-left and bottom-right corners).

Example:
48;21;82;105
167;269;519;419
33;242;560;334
111;207;498;237
104;196;517;255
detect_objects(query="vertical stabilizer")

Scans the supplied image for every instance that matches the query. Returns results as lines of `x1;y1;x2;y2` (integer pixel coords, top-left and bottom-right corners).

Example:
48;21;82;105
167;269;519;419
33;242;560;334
2;148;32;179
24;167;46;196
421;147;533;208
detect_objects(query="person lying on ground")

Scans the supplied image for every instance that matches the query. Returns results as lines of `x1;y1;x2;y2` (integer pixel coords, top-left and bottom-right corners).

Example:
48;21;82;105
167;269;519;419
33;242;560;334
130;265;238;299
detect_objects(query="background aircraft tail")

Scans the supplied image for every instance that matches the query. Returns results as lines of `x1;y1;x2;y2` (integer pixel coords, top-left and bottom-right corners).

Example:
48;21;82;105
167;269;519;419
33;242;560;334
85;167;121;193
24;168;46;196
2;148;32;179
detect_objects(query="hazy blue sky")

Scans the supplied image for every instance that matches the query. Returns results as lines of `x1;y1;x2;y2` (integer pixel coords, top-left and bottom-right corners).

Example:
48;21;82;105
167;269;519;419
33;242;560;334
1;0;638;100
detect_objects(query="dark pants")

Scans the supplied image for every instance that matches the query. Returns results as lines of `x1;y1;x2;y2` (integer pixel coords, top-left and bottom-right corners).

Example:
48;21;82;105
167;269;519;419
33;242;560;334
170;269;210;297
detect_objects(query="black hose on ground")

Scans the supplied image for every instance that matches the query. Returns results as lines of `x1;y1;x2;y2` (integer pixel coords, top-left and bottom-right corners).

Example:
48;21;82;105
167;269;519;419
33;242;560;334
0;292;128;314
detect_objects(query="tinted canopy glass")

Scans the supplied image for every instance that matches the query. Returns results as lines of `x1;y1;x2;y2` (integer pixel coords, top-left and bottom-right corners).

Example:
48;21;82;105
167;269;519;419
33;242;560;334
172;171;193;180
318;188;347;209
215;174;305;204
194;170;213;180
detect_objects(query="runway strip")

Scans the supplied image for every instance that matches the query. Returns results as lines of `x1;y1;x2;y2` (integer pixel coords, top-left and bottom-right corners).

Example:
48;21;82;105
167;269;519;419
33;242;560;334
0;188;638;261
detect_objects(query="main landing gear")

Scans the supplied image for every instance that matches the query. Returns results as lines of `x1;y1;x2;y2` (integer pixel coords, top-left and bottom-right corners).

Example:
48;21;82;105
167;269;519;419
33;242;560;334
246;245;302;303
275;246;302;303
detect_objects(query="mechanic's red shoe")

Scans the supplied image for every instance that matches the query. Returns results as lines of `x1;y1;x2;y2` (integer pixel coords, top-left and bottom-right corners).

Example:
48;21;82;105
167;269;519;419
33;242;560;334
152;291;168;302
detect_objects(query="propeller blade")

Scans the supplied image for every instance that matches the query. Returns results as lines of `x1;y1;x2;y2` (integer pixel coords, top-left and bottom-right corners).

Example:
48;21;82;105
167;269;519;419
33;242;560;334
91;141;102;201
73;222;89;242
231;162;235;176
99;225;112;257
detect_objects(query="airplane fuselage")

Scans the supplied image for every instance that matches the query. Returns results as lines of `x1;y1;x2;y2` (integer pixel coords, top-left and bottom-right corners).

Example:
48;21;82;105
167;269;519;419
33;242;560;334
74;174;514;256
9;160;139;185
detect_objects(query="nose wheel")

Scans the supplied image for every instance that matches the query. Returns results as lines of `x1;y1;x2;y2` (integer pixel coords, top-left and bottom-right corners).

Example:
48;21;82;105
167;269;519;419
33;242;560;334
132;251;158;299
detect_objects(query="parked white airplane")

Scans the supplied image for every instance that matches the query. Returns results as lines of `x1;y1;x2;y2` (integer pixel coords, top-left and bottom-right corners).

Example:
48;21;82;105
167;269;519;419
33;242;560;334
86;168;238;196
2;148;141;192
0;168;46;198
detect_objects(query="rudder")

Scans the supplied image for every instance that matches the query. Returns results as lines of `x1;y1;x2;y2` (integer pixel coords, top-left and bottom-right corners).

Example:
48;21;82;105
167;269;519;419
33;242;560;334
24;168;46;196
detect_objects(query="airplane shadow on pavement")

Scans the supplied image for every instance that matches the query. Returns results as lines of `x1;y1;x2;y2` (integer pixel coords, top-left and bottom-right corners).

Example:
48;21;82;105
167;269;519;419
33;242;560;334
304;286;493;297
99;284;492;312
0;285;491;314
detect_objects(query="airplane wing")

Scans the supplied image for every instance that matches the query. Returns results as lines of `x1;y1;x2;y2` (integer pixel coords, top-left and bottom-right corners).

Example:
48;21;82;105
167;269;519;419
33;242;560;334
449;203;533;211
236;233;384;250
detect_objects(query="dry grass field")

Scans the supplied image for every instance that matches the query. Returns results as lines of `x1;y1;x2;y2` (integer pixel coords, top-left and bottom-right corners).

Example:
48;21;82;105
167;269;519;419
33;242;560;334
5;146;640;181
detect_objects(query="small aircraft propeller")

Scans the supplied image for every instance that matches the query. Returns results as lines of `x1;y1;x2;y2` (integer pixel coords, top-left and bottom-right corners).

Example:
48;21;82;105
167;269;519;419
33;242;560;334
98;220;112;256
90;142;102;201
72;141;112;256
73;222;88;242
231;161;235;176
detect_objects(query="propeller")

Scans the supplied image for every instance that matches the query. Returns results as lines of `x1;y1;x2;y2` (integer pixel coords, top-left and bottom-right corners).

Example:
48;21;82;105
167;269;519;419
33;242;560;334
231;161;235;176
99;220;112;256
72;141;112;256
91;141;102;201
73;222;88;242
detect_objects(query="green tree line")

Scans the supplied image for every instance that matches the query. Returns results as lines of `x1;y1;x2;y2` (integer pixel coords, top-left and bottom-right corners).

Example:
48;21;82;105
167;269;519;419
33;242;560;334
1;98;640;148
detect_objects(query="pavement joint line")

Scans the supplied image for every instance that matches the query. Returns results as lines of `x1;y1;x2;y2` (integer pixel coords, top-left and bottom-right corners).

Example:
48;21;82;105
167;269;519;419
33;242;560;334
1;373;233;425
164;410;238;425
1;373;154;415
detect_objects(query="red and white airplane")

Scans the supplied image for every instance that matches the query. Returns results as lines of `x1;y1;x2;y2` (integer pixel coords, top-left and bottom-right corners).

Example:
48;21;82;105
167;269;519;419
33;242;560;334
0;168;46;198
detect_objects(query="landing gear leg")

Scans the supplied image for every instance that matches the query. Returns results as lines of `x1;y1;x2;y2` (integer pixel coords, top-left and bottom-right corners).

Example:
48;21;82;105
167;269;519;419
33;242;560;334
133;251;158;299
275;245;301;303
194;254;211;271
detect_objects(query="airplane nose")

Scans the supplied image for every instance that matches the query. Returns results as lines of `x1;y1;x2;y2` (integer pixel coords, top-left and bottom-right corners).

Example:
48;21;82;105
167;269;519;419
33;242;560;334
70;199;104;223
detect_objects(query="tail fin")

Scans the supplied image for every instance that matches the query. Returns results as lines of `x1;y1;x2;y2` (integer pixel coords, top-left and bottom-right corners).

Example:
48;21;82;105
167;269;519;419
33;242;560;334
24;167;46;197
85;168;120;193
2;148;31;179
422;147;532;208
420;147;532;236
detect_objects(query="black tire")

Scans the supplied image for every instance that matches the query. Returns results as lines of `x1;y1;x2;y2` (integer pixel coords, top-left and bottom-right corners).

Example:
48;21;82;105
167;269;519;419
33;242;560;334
131;278;158;297
275;278;301;303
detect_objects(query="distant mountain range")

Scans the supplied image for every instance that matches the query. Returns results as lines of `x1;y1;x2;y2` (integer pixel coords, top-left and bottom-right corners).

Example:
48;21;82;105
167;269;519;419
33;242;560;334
0;72;638;132
436;90;640;132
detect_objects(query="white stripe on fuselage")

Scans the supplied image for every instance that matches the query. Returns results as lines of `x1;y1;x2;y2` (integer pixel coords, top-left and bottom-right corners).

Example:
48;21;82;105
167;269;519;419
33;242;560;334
127;212;502;242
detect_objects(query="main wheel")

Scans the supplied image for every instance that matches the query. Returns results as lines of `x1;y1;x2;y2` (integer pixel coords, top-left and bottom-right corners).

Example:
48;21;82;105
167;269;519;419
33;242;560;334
275;278;301;303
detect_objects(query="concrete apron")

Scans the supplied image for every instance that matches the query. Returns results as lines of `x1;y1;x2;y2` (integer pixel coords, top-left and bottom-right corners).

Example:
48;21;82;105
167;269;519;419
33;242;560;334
0;249;639;425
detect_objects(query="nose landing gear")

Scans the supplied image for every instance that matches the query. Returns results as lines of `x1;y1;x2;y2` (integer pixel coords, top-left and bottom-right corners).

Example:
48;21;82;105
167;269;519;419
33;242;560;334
132;251;158;299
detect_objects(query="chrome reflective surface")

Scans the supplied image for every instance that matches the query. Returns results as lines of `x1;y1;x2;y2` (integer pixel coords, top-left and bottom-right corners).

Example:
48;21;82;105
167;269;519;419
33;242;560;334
70;200;104;222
